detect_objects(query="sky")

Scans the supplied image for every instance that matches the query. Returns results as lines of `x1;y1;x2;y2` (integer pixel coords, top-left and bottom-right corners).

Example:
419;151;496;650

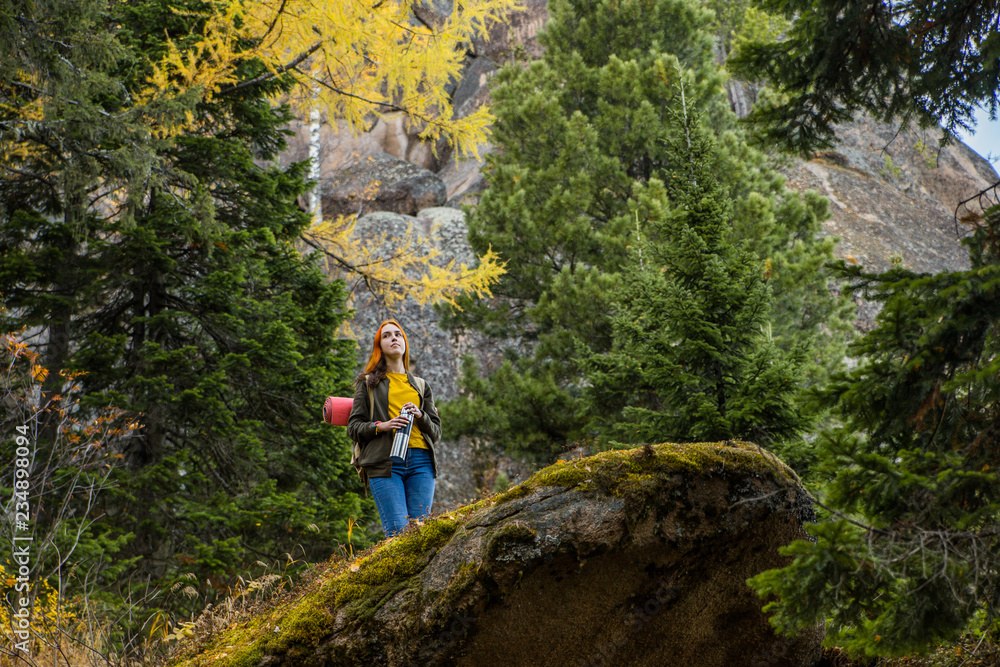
956;107;1000;167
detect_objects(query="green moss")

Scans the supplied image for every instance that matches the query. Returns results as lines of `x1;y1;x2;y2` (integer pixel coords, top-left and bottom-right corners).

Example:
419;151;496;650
444;561;480;603
448;442;798;536
270;600;334;649
480;441;795;510
172;518;459;667
225;643;264;667
335;515;459;605
173;622;267;667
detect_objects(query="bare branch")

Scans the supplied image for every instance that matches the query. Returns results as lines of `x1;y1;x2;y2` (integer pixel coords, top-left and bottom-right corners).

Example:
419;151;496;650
217;41;324;96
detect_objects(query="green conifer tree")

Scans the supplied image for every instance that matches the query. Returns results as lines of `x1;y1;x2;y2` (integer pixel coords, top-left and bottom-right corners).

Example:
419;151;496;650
0;0;362;621
441;0;850;462
728;0;1000;153
584;103;804;445
749;200;1000;655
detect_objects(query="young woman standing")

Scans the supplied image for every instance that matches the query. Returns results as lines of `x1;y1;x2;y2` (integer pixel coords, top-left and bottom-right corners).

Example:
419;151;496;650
347;319;441;537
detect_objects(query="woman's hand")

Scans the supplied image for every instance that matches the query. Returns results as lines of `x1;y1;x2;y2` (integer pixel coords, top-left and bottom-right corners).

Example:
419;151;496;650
376;415;410;432
402;402;423;419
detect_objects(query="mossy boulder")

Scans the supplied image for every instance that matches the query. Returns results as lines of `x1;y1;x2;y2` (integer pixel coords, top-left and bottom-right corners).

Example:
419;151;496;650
172;442;822;667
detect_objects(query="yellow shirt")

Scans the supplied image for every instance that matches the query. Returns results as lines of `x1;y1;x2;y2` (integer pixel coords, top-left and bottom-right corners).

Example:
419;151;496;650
386;373;427;449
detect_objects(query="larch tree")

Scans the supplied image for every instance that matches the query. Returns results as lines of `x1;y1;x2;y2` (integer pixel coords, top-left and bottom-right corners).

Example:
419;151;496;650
301;216;506;316
146;0;515;306
0;0;514;626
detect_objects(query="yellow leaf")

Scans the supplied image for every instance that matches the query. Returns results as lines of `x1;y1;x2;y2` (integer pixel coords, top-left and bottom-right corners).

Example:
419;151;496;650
144;0;521;157
304;219;504;313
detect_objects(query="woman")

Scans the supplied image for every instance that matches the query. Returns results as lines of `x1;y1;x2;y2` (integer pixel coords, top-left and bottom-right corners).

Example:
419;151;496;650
347;319;441;537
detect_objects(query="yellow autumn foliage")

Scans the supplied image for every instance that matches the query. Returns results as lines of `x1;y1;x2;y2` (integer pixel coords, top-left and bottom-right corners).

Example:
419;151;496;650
303;214;505;312
147;0;521;157
0;565;75;662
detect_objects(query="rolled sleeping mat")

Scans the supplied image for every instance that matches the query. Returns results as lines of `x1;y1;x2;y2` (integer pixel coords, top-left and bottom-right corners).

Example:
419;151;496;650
323;396;354;426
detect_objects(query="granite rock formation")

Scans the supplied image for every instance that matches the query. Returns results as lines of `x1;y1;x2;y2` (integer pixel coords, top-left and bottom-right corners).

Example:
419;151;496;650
345;208;476;404
172;442;822;667
319;154;447;219
782;117;997;330
784;119;996;276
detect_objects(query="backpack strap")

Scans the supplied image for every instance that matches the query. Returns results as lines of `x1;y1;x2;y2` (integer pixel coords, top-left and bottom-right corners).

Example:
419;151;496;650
366;374;374;419
353;374;376;494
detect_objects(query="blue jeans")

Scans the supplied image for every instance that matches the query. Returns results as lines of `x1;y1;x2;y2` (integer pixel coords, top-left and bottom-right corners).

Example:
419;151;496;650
368;448;435;537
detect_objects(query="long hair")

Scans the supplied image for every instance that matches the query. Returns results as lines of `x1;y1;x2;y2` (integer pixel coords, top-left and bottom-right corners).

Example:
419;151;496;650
355;319;410;389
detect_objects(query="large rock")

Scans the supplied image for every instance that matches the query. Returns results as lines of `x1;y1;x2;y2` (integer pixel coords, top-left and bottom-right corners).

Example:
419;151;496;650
780;116;998;330
451;56;497;117
413;0;453;28
171;442;822;667
440;147;492;206
321;153;447;219
282;115;435;175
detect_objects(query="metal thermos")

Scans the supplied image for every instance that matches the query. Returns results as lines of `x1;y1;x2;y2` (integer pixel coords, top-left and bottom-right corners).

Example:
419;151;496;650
390;407;413;459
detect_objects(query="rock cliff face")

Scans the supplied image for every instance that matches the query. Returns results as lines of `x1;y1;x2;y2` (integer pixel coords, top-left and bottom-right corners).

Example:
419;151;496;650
783;117;997;330
320;154;447;219
289;1;999;504
784;118;997;276
172;442;822;667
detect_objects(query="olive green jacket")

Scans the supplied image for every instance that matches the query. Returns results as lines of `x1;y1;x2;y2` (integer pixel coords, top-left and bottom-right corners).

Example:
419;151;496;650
346;372;441;481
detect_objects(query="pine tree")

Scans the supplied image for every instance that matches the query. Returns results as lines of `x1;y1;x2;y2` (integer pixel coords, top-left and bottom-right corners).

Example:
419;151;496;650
441;0;851;462
584;103;804;445
749;200;1000;655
